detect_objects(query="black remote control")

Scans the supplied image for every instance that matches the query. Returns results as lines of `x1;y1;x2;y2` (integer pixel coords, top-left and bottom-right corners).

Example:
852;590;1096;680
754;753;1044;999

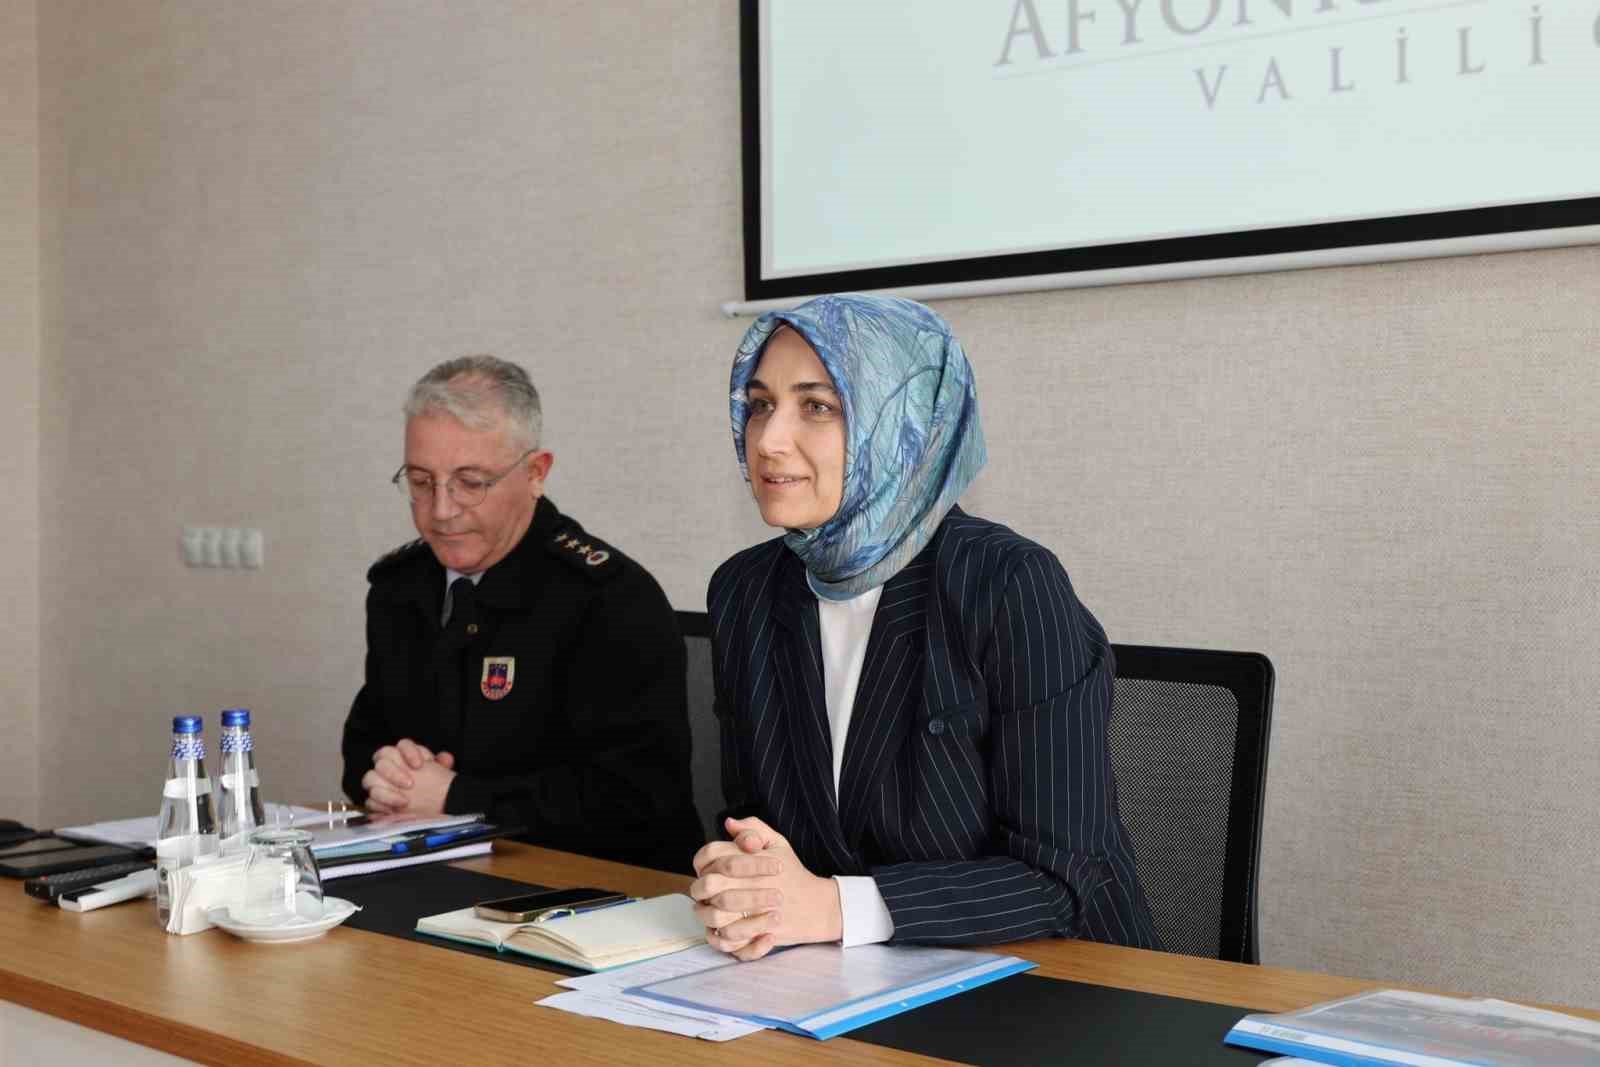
24;860;154;902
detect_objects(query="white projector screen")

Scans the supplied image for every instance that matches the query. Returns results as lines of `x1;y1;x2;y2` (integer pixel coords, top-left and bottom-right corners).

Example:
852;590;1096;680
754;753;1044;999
739;0;1600;303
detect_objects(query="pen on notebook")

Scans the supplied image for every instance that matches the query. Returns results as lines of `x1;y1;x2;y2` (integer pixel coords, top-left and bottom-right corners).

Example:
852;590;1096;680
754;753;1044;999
541;897;641;922
390;825;491;853
374;827;445;852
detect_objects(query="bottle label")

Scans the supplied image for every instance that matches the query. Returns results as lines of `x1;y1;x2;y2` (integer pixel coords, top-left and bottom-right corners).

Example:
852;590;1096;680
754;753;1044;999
171;737;205;760
163;776;213;799
220;732;253;754
155;833;217;863
218;769;261;790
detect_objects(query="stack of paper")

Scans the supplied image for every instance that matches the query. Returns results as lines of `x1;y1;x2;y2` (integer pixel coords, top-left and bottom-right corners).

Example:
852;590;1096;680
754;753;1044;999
1226;989;1600;1066
538;941;1035;1042
318;842;495;881
57;804;325;849
538;945;765;1042
302;812;482;854
58;808;498;881
627;943;1035;1040
310;813;495;880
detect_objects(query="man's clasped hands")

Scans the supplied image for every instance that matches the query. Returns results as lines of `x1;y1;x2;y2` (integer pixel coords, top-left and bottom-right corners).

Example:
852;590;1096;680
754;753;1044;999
360;738;457;816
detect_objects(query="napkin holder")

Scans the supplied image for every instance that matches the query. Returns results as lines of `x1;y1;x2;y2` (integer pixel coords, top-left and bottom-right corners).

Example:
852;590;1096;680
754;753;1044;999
164;851;249;935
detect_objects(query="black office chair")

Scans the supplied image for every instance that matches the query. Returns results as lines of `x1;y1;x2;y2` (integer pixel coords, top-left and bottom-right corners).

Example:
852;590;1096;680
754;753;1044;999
674;612;1274;963
1107;643;1274;964
677;611;725;842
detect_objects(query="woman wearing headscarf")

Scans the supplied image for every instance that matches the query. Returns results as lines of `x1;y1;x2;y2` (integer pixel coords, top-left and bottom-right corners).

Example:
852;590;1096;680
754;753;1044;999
690;294;1158;960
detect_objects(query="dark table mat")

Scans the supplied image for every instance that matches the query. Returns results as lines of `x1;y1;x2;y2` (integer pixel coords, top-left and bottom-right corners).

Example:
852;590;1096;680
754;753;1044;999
847;972;1270;1065
335;865;1270;1064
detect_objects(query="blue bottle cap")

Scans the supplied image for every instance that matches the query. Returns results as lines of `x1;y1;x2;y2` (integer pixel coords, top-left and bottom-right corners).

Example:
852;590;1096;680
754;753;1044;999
172;715;204;734
220;708;252;727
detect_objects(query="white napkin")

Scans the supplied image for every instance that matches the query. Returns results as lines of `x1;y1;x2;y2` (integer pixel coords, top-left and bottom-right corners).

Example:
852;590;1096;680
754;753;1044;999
165;851;249;934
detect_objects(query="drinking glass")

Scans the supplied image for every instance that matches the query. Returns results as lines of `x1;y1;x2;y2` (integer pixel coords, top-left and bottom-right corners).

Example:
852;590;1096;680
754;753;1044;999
239;827;323;924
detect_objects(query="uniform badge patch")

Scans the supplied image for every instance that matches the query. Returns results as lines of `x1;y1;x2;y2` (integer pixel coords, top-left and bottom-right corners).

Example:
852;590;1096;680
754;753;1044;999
481;656;515;701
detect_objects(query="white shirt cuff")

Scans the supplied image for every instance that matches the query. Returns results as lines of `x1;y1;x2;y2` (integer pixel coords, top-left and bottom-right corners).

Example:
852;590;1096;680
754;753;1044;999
834;875;895;947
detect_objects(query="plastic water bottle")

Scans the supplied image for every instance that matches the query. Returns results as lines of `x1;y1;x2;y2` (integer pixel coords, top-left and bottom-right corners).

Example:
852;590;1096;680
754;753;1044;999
216;708;266;854
155;715;218;928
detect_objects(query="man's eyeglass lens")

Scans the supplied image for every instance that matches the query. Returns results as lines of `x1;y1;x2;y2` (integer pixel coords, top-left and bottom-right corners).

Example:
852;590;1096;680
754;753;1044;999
395;472;491;508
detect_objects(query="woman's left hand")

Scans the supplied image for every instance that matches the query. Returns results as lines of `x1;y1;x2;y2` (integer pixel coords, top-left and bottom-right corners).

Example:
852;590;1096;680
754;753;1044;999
689;816;843;961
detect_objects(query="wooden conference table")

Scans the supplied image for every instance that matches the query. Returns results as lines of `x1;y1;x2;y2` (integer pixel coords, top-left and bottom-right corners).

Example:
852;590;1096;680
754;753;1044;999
3;842;1596;1066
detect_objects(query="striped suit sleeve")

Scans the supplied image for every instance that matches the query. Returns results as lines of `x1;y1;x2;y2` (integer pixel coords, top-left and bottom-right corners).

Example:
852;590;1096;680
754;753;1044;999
873;549;1153;947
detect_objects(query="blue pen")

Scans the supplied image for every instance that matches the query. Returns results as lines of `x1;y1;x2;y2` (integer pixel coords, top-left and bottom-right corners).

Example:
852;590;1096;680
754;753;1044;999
540;897;640;923
390;825;490;854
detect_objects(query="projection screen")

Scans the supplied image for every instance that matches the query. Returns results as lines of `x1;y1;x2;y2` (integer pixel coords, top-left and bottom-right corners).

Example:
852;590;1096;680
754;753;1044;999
733;0;1600;310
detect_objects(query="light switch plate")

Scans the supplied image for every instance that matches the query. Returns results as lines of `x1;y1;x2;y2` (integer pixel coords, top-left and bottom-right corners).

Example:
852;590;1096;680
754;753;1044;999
202;528;223;567
182;526;263;569
240;529;264;569
181;527;206;567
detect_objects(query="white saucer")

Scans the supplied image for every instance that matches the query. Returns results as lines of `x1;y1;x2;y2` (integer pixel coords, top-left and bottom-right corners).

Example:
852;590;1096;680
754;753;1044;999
207;897;361;943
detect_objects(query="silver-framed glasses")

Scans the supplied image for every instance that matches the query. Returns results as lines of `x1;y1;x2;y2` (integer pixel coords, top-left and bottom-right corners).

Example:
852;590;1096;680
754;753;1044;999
391;449;536;509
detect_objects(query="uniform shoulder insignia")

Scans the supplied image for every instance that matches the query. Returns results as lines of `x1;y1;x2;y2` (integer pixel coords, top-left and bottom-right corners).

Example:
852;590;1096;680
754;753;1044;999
367;539;429;582
546;526;621;581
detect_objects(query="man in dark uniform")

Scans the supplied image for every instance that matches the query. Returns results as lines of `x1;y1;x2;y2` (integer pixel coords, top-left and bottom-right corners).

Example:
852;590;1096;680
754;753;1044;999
341;355;703;873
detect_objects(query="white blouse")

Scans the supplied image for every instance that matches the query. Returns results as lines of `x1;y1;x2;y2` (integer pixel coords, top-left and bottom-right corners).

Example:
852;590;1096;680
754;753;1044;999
817;586;895;947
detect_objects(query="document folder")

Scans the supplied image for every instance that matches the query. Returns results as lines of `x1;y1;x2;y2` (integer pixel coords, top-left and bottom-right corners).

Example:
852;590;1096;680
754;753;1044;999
626;942;1035;1040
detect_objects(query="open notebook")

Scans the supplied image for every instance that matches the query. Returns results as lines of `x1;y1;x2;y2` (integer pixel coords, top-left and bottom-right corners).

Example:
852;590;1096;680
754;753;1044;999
416;893;705;972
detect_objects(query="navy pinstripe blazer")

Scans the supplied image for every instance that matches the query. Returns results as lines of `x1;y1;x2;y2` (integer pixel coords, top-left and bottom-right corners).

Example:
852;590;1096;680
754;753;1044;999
708;508;1159;948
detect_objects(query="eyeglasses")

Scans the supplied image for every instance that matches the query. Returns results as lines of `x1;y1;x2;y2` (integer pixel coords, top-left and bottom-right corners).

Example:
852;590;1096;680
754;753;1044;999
391;449;536;509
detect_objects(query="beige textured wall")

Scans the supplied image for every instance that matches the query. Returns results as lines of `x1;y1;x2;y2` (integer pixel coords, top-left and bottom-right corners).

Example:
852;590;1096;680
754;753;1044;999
31;1;1600;1007
0;0;40;827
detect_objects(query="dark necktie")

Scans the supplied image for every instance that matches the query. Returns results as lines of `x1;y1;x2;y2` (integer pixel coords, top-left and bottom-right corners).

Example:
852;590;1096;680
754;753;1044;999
441;575;476;629
435;575;477;744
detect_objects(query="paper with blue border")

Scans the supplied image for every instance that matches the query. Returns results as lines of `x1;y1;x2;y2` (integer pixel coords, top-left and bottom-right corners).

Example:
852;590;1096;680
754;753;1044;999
625;943;1035;1040
1224;988;1600;1066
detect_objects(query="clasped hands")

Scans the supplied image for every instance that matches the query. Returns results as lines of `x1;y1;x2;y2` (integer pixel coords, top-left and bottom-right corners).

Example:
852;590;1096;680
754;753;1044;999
361;737;457;815
689;816;842;961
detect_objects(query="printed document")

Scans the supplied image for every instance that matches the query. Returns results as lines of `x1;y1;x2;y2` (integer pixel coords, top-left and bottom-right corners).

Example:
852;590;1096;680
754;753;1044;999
538;945;764;1042
628;943;1034;1040
58;804;324;848
1228;989;1600;1066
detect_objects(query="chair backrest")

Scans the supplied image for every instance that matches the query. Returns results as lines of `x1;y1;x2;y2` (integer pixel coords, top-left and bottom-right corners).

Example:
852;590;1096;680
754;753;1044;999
1107;644;1274;964
677;611;724;842
674;614;1274;959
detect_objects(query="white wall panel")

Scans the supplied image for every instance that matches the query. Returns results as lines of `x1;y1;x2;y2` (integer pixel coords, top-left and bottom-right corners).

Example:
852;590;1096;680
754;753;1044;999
31;0;1600;1009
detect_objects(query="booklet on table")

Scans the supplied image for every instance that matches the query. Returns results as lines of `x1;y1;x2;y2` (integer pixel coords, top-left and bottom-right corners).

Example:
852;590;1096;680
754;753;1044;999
1225;988;1600;1066
626;942;1035;1040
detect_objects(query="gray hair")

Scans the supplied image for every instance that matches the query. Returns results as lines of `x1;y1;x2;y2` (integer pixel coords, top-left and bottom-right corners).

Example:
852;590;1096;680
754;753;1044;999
404;355;542;451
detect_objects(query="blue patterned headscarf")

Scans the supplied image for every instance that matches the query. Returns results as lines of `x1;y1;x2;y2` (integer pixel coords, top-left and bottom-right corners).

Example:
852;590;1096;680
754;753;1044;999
730;294;987;601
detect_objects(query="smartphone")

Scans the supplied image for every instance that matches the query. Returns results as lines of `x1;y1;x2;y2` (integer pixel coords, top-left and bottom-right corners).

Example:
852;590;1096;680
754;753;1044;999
0;837;80;859
473;887;629;923
0;843;144;878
